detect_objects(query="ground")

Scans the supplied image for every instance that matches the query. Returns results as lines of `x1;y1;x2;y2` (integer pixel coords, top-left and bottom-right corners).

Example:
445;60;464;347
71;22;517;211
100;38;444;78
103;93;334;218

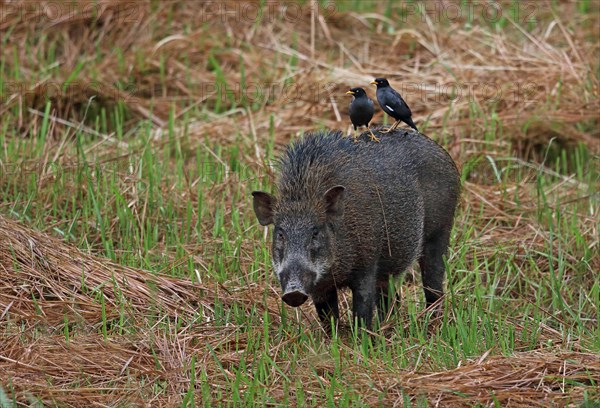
0;1;598;406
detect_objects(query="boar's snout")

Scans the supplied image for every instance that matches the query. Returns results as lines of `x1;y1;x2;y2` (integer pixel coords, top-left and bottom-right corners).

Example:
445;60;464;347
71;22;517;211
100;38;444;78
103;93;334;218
278;260;316;307
282;290;309;307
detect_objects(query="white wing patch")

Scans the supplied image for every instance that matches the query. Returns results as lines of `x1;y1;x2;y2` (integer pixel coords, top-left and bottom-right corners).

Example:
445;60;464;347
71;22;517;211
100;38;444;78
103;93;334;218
385;105;395;112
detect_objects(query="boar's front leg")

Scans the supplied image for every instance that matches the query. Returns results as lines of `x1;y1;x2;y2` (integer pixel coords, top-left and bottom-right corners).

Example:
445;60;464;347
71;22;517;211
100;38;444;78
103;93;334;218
314;290;339;327
351;271;377;330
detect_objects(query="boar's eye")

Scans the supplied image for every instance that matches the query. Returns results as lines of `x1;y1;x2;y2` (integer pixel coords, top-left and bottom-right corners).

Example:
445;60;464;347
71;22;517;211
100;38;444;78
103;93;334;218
276;229;285;242
311;227;320;240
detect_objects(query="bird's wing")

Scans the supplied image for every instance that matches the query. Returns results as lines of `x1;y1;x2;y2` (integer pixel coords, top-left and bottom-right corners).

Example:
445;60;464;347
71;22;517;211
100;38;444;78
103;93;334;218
390;87;404;101
390;88;411;113
381;91;403;110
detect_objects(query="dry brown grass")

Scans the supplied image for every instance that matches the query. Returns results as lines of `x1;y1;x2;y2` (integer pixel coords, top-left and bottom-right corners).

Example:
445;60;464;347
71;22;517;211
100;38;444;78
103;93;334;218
0;214;280;406
1;214;599;406
1;0;598;154
0;0;599;406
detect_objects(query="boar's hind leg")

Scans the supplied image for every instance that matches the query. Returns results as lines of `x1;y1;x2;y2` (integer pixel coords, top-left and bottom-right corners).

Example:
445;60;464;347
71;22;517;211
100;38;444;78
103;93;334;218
314;290;339;326
419;229;451;310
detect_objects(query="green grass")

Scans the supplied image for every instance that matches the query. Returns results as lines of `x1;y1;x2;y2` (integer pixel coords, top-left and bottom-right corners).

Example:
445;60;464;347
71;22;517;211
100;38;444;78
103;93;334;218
0;0;598;405
0;98;597;405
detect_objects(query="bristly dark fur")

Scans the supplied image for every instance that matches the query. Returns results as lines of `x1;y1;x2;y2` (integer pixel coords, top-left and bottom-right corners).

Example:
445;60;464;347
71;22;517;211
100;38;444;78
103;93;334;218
276;131;351;205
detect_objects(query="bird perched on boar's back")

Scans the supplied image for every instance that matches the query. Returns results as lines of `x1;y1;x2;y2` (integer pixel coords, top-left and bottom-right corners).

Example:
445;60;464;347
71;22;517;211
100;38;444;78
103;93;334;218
346;87;379;142
252;129;459;330
371;77;418;133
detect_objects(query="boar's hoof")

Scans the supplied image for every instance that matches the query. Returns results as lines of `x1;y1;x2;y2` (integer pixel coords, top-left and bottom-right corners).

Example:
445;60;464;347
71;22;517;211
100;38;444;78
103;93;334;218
282;291;309;307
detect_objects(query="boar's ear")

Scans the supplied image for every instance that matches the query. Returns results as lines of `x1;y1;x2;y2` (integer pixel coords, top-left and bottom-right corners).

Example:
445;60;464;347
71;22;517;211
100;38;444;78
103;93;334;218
252;191;276;226
324;185;345;219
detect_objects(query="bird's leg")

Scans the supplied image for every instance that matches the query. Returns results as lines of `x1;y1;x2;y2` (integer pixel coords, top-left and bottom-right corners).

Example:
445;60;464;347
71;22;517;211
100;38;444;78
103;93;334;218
366;126;380;142
352;129;360;143
388;120;401;131
379;122;396;133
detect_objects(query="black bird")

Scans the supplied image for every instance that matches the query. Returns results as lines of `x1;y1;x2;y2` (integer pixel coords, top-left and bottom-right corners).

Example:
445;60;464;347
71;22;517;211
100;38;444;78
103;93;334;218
346;87;379;142
371;78;418;133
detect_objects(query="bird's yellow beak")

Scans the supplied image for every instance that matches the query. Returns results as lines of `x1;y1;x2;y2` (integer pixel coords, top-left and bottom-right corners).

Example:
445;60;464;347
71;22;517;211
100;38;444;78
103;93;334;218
370;80;377;85
346;90;355;95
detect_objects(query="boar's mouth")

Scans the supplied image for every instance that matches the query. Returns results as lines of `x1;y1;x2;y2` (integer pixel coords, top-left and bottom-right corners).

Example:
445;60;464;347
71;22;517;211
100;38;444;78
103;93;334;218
281;291;309;307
